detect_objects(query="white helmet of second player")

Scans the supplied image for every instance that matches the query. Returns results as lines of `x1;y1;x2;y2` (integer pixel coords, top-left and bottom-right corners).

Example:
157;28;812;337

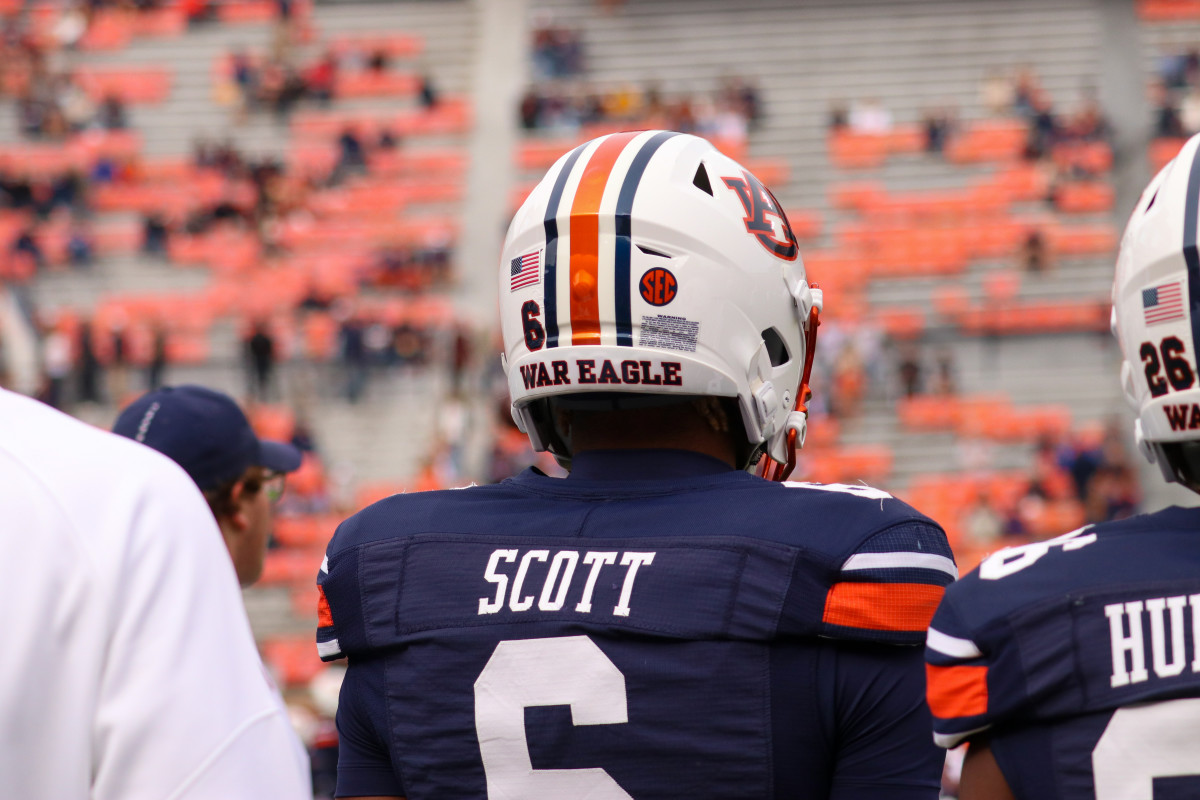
499;130;821;473
1113;132;1200;485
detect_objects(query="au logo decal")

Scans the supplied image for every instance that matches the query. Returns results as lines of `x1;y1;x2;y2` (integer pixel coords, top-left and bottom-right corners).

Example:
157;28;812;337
722;170;798;261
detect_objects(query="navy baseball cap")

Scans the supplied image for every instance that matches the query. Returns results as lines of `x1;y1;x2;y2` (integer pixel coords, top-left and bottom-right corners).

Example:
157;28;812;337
113;385;302;492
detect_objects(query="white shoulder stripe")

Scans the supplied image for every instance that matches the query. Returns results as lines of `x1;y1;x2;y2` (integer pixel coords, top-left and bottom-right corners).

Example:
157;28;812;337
926;627;983;659
316;639;341;659
934;724;990;750
842;552;958;579
320;555;329;574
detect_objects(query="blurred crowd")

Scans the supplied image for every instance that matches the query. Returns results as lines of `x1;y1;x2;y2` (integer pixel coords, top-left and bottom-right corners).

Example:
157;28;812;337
1153;45;1200;138
519;22;761;139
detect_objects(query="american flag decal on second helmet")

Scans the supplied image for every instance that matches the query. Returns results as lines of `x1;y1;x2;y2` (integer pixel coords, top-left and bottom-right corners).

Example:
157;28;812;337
539;130;681;349
509;250;541;291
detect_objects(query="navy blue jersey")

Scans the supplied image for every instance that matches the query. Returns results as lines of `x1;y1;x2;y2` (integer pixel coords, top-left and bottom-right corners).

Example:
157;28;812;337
318;450;952;799
926;506;1200;799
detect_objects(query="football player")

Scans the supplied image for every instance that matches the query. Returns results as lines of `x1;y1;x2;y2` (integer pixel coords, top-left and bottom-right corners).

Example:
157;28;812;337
925;132;1200;797
318;131;952;798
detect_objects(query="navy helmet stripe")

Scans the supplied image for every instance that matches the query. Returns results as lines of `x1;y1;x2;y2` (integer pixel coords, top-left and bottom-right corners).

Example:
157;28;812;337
1184;141;1200;357
542;145;587;349
614;131;679;346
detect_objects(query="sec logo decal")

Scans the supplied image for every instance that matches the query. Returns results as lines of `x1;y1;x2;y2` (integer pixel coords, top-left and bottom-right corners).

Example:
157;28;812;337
640;267;677;306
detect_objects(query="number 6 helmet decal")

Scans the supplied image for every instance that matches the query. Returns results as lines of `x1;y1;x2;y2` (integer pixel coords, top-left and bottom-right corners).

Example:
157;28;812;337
1113;131;1200;484
499;131;821;474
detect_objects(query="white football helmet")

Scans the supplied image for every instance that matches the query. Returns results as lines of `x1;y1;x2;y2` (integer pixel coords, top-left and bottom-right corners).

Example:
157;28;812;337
1113;132;1200;487
499;130;821;477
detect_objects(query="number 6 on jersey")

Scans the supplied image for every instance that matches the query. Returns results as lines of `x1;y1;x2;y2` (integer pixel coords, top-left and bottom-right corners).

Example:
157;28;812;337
475;636;633;799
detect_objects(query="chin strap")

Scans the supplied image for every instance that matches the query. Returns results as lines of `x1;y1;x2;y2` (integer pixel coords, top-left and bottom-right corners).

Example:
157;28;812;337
759;303;820;482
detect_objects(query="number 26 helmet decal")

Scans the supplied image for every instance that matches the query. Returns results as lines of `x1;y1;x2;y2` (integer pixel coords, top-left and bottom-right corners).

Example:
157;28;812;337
1113;132;1200;486
499;131;822;476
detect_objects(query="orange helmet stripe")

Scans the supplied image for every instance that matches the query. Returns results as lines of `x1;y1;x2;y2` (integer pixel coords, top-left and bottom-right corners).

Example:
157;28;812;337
567;131;641;345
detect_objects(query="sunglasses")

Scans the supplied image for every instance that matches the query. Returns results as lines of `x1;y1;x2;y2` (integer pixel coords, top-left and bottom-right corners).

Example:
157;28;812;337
260;471;286;505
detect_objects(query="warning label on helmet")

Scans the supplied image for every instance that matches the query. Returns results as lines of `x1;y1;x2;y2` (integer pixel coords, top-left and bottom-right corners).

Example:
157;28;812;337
639;314;699;352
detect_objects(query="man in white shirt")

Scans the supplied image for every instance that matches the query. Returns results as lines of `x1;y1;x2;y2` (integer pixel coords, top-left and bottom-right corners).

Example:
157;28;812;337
0;387;312;799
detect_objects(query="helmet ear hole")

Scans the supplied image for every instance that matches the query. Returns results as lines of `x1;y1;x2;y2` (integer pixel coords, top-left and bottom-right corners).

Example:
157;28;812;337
761;327;790;367
693;162;714;196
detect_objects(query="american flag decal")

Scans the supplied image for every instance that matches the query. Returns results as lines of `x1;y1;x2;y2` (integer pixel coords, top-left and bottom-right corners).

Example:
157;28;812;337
1143;281;1186;325
510;250;541;291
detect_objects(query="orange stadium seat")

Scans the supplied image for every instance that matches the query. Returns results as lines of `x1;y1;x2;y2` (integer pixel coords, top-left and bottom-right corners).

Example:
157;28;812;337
743;158;789;188
876;307;926;339
274;514;340;549
1149;137;1187;171
131;7;187;37
334;71;421;99
79;12;134;50
249;404;296;442
945;120;1026;163
898;395;960;432
1046;223;1117;255
785;209;822;240
932;285;969;322
329;33;425;60
261;635;326;687
218;0;308;23
1138;0;1200;20
76;67;171;104
989;164;1051;202
1052;141;1112;174
829;181;886;212
828;131;889;169
1054;182;1115;213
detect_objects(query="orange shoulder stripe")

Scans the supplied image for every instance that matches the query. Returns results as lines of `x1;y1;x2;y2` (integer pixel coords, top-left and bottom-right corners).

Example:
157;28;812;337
317;584;334;628
926;663;989;719
821;581;944;632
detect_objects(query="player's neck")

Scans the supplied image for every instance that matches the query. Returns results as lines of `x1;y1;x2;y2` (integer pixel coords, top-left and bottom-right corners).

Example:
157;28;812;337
568;406;738;468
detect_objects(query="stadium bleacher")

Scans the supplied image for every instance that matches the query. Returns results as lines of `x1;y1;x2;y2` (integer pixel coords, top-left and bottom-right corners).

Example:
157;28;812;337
0;0;1189;768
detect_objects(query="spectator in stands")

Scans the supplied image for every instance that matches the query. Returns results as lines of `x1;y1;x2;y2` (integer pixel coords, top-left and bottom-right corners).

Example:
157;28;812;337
1182;86;1200;135
1012;65;1040;116
1153;80;1186;138
1085;463;1139;524
304;50;337;106
419;72;438;109
66;224;93;268
147;322;168;390
922;106;956;153
932;350;957;396
98;93;128;130
519;87;540;129
76;318;103;405
109;317;129;403
245;320;277;402
328;125;366;185
142;212;169;256
981;68;1014;116
40;321;73;411
113;384;302;588
1020;226;1049;274
849;97;892;134
963;492;1003;547
1064;87;1110;145
897;344;923;398
367;48;389;73
11;227;43;269
339;313;367;403
1024;93;1059;160
181;0;214;26
231;48;259;118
